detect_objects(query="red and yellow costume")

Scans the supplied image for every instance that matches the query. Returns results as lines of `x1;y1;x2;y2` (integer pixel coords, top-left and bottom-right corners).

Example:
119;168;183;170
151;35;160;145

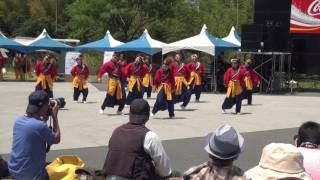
187;61;204;87
142;64;155;89
35;60;57;98
142;63;155;98
71;65;89;90
241;65;260;91
124;62;148;105
241;64;260;105
98;60;124;101
125;63;148;92
71;64;89;102
187;60;205;101
152;64;176;117
170;61;192;108
224;67;245;98
98;60;126;111
222;66;245;113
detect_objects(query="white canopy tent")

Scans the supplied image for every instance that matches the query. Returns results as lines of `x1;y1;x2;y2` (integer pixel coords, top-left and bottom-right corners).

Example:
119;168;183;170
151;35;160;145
162;25;239;92
222;26;241;47
162;24;238;56
162;25;216;55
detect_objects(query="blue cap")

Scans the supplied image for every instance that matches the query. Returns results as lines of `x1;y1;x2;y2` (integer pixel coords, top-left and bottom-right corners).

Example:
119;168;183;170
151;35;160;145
26;91;50;114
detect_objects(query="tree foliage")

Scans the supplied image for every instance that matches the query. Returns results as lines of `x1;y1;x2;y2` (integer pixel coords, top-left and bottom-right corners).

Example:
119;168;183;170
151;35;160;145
0;0;254;43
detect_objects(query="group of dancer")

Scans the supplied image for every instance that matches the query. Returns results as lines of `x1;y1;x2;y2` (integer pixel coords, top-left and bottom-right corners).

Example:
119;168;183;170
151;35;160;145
95;52;204;118
222;58;260;114
33;52;259;117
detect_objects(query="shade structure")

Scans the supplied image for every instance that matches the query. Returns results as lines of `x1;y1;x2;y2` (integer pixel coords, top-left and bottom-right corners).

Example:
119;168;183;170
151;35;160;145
0;32;27;52
27;29;73;52
162;24;238;56
222;26;241;47
75;30;123;52
112;29;166;55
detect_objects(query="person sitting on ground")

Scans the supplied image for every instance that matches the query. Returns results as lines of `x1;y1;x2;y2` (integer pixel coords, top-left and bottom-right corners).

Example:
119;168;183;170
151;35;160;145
294;121;320;180
245;143;312;180
102;98;173;180
8;91;61;180
183;124;246;180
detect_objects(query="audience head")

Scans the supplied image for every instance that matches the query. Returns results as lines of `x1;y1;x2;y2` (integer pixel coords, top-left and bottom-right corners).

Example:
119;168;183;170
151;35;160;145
246;143;312;180
191;54;198;61
295;121;320;148
26;91;50;120
204;124;245;166
129;99;150;125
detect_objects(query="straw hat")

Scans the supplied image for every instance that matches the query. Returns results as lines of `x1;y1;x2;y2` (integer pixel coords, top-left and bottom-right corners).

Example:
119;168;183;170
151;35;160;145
245;143;312;180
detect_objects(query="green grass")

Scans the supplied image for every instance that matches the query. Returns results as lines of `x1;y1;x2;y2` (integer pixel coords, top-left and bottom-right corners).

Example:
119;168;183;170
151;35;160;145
297;81;320;89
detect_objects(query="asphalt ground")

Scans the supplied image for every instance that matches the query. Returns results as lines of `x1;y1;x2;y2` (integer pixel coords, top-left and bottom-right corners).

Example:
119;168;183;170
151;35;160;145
1;81;319;174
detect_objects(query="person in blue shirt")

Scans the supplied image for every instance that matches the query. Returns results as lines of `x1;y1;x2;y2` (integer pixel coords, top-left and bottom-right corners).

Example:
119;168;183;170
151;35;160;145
8;91;61;180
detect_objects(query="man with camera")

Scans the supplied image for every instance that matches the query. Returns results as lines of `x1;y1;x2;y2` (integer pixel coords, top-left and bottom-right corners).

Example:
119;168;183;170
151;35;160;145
8;91;61;180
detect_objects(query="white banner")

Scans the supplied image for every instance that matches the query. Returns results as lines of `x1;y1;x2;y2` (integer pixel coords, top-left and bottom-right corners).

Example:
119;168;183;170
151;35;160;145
103;51;114;63
65;52;81;75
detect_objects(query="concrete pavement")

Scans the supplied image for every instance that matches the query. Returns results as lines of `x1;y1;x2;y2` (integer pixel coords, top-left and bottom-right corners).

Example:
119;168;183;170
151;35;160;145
0;81;319;172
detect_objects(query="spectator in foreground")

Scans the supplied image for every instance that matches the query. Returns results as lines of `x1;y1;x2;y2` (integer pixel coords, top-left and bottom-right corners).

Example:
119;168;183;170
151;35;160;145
294;121;320;180
183;124;246;180
245;143;312;180
8;91;61;180
103;99;173;180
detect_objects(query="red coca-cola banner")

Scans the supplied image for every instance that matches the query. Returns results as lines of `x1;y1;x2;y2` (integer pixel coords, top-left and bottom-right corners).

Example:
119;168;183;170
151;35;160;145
290;0;320;33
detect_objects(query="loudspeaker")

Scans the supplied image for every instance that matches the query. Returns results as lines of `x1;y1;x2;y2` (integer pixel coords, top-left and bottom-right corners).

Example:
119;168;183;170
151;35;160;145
241;0;291;52
241;24;264;51
292;39;305;52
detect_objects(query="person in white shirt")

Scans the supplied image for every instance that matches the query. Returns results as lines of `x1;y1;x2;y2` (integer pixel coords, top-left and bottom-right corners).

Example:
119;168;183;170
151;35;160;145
103;99;172;180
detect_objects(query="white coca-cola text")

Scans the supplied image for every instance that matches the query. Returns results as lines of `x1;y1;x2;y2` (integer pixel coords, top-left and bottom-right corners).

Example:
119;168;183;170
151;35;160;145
308;0;320;16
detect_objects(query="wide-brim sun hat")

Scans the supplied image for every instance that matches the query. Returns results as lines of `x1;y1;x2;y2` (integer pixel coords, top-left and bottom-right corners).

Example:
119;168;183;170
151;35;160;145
204;124;245;160
245;143;312;180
